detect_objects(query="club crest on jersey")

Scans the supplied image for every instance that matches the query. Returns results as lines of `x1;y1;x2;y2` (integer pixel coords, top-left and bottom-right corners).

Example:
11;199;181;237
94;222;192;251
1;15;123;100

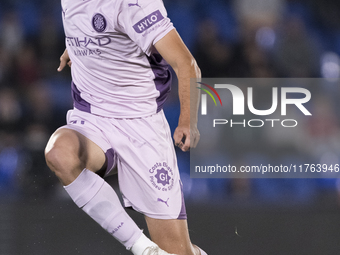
133;10;164;34
92;13;107;32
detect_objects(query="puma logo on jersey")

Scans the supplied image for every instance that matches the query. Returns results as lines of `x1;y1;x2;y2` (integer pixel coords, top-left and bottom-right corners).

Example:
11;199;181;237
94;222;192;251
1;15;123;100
128;0;141;7
133;10;164;34
157;198;169;207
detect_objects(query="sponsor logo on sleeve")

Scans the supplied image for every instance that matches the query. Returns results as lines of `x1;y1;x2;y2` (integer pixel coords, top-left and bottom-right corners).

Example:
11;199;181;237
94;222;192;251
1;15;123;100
132;10;164;34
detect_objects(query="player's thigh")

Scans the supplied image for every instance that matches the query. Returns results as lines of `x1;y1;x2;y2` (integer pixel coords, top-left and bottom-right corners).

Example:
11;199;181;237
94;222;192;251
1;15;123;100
145;216;196;255
45;128;106;174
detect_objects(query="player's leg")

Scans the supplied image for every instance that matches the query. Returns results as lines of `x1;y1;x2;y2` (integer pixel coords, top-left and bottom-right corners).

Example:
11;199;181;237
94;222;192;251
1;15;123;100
145;217;206;255
44;128;105;185
45;128;159;253
103;111;206;254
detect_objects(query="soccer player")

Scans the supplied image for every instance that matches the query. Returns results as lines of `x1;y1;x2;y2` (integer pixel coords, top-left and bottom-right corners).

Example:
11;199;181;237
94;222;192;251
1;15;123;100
45;0;206;254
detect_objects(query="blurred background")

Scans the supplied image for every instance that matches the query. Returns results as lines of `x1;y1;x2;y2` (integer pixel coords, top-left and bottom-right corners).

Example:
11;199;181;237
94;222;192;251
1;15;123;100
1;0;340;254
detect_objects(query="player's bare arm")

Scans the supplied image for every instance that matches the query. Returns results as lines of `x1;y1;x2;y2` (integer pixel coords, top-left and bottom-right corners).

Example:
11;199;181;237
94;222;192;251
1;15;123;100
155;29;201;152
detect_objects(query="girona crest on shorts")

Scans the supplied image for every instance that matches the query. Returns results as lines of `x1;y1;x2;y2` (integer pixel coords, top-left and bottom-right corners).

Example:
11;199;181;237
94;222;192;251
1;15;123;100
149;162;174;192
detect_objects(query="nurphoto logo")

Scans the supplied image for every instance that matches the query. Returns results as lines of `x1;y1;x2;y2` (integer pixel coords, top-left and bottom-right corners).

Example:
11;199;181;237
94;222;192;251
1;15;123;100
197;81;312;128
196;82;223;115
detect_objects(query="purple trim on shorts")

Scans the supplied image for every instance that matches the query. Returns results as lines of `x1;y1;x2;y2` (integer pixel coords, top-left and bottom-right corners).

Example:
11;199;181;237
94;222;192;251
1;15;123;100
105;148;115;172
71;82;91;113
177;181;187;220
147;53;172;113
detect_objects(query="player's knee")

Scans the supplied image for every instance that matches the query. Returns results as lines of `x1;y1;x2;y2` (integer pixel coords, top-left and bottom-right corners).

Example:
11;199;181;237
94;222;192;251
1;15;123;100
45;145;63;172
45;134;83;179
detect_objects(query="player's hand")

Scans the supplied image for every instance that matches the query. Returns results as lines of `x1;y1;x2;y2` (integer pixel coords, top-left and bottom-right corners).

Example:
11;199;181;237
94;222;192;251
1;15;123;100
173;123;200;152
57;49;72;72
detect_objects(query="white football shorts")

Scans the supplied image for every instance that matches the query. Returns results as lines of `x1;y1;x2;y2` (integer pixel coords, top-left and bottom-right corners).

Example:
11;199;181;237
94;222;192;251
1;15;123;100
60;108;186;220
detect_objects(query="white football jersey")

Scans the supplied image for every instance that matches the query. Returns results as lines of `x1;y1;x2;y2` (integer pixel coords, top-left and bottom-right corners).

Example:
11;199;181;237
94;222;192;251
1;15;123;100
61;0;174;118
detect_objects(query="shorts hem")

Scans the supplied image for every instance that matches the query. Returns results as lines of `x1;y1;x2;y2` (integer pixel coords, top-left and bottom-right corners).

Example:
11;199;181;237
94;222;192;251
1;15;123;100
124;200;185;220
